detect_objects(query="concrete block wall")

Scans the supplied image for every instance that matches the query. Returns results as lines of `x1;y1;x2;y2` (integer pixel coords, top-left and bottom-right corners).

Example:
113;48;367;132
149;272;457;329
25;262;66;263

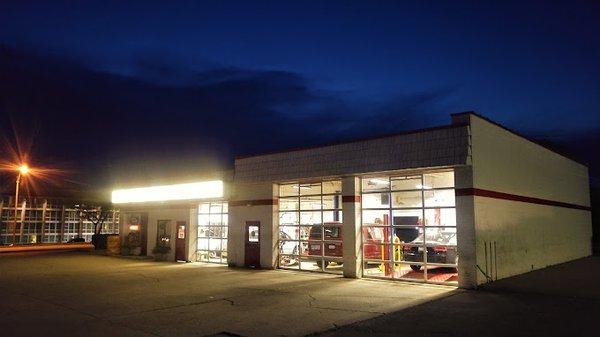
234;126;470;183
465;113;592;285
231;122;472;278
228;177;367;277
120;206;196;262
228;182;278;268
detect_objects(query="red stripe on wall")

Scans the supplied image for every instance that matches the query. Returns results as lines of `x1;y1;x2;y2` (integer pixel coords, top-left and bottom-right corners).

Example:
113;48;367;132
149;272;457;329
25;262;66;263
455;188;591;211
342;195;361;203
229;199;279;207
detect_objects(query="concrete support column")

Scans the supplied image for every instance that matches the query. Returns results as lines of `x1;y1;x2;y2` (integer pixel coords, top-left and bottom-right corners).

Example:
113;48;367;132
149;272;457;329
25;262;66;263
18;199;26;243
59;206;65;243
77;209;83;239
40;200;47;243
226;204;244;267
342;176;362;278
455;166;477;288
228;182;278;268
119;212;127;246
261;183;279;269
0;200;4;244
187;206;198;262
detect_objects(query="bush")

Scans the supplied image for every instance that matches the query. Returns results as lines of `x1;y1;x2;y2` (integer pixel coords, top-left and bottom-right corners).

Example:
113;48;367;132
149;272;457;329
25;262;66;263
152;244;171;255
121;244;131;255
68;237;85;243
127;231;141;247
92;234;109;249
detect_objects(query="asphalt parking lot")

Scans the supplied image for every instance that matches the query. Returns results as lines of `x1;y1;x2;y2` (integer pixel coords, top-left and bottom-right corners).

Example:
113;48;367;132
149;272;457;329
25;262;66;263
318;256;600;337
1;253;598;337
0;252;454;337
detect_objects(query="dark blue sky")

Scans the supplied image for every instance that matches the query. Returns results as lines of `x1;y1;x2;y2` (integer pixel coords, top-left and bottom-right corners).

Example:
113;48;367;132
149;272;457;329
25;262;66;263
0;1;599;195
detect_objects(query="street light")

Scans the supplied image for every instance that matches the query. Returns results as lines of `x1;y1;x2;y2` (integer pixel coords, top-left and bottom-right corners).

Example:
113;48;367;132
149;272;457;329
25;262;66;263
13;164;30;245
19;164;30;175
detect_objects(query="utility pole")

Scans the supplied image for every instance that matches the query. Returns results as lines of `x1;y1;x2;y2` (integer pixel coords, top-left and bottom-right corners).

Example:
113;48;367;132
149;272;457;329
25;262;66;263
12;165;30;245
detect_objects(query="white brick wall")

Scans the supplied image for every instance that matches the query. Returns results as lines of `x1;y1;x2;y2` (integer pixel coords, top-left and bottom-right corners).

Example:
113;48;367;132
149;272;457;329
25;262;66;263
235;126;470;183
468;113;592;285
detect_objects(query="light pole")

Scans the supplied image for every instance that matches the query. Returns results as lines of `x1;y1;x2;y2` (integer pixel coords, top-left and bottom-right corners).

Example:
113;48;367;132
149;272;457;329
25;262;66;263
12;164;30;245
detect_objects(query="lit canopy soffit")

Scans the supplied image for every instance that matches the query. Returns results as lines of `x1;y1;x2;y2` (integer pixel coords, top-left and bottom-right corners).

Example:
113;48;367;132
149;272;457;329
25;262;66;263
112;180;223;204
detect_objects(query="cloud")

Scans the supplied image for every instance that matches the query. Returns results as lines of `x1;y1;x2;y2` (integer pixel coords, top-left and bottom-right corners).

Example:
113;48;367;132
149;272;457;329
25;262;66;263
0;44;456;194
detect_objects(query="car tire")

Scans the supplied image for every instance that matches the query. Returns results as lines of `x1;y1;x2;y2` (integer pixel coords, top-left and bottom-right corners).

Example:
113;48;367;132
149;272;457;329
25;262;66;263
317;260;329;268
280;247;299;266
410;265;421;271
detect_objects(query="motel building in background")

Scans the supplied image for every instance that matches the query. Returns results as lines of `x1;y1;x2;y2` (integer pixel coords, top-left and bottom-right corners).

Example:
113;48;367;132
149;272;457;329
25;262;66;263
112;112;592;288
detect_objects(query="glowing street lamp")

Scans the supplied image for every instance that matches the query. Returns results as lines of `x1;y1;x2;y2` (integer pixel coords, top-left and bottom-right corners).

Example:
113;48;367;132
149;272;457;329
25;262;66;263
13;164;30;245
19;164;30;175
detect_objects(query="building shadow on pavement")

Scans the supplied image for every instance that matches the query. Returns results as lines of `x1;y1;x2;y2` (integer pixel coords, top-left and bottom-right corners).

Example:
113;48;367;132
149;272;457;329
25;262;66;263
313;256;600;337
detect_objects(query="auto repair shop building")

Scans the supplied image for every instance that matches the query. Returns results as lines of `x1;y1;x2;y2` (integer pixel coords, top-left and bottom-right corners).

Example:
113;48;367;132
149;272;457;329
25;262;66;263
113;112;592;288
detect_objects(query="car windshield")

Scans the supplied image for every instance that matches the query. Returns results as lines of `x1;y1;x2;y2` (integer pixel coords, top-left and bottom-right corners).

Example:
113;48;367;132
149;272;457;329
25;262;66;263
325;226;341;239
310;223;342;239
309;225;321;239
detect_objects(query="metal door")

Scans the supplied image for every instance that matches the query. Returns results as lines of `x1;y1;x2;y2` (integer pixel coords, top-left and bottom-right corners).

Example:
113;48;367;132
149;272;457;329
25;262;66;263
175;221;186;261
244;221;260;268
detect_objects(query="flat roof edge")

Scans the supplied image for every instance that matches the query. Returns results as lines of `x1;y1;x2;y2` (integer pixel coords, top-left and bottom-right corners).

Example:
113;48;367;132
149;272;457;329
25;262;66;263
453;111;588;167
235;123;469;161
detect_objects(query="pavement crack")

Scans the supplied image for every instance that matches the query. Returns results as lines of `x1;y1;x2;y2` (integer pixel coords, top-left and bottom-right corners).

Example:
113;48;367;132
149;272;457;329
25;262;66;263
119;297;236;316
306;293;383;315
311;305;385;315
136;273;160;283
307;293;317;307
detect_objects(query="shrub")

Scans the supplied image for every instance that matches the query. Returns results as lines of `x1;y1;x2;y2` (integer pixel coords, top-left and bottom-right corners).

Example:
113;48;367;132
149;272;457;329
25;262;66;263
152;244;171;255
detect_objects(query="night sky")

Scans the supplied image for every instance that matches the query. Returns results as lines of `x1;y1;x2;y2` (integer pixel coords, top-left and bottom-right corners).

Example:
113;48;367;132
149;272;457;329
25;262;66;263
0;1;599;199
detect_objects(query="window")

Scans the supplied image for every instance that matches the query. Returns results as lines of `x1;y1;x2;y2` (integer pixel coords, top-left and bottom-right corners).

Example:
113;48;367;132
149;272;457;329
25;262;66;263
0;200;119;245
197;202;228;263
63;209;80;242
277;181;343;274
361;171;458;284
248;225;259;242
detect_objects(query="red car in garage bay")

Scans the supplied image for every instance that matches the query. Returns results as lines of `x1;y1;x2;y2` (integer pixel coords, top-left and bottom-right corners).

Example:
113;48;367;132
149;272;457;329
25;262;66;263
307;222;391;266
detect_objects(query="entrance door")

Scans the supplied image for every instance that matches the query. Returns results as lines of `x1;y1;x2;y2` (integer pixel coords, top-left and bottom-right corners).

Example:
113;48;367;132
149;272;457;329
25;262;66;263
244;221;260;268
175;221;187;261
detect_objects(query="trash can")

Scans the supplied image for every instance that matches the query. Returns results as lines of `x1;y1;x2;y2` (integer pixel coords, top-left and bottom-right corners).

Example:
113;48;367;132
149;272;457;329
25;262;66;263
107;234;121;255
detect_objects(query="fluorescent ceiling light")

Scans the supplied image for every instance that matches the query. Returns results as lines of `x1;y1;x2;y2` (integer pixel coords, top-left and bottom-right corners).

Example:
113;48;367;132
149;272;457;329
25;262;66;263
416;184;432;189
112;180;223;204
369;179;389;185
